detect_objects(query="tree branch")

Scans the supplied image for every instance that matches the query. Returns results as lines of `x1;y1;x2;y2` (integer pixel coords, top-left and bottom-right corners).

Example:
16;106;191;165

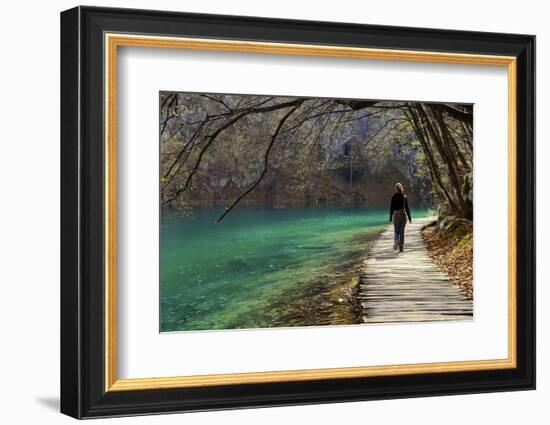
432;103;473;123
215;102;303;222
163;98;305;205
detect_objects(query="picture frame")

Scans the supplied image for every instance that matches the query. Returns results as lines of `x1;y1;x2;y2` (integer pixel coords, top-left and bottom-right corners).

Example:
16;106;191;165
60;5;535;419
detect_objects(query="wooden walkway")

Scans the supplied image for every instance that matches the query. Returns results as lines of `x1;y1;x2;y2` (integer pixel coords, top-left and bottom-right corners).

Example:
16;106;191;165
359;217;473;324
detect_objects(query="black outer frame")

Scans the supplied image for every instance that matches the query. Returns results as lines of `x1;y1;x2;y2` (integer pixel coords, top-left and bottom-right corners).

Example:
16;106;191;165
60;6;535;419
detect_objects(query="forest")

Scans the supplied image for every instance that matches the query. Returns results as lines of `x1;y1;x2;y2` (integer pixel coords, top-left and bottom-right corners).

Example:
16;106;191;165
160;92;473;223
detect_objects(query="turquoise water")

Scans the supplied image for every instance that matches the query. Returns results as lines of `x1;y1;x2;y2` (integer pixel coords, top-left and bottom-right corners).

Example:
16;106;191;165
160;207;427;332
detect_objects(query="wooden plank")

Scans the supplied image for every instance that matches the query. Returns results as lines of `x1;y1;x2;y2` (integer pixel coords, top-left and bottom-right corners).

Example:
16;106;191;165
360;216;473;324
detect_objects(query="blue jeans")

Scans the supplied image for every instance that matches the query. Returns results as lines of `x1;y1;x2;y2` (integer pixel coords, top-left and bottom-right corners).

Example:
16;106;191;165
393;210;407;248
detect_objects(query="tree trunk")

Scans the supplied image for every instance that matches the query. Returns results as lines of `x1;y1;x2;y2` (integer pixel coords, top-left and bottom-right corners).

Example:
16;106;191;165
417;105;468;216
406;107;458;212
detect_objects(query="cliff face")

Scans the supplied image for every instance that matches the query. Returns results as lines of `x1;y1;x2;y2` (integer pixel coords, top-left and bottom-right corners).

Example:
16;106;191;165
181;138;432;209
357;141;433;208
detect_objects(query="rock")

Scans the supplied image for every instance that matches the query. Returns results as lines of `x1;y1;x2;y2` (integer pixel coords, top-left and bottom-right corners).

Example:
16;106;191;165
438;215;455;233
438;216;470;236
437;205;450;227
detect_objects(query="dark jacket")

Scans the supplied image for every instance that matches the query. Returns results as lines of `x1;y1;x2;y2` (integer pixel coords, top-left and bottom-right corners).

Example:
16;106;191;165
390;192;411;222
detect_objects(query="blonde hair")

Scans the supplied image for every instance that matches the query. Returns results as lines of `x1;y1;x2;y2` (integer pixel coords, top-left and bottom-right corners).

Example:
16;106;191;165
395;183;403;193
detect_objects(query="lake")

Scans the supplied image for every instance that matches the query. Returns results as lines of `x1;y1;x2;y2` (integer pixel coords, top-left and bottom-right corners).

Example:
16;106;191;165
160;206;428;332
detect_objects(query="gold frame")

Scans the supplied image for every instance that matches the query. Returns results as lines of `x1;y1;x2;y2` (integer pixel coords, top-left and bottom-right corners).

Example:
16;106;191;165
104;33;517;392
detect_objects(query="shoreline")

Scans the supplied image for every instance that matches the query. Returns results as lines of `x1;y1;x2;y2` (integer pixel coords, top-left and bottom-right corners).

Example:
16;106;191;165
268;227;385;327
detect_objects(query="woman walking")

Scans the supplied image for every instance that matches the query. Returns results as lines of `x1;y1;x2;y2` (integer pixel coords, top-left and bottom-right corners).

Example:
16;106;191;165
389;183;412;252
